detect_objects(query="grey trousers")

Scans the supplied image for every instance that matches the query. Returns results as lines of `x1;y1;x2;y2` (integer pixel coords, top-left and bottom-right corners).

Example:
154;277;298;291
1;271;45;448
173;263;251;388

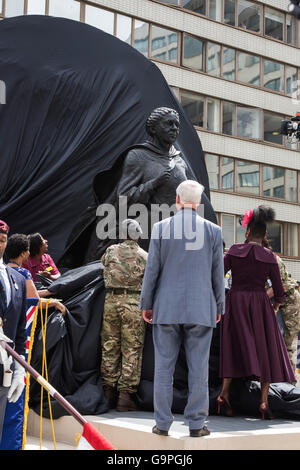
0;386;9;442
152;324;213;431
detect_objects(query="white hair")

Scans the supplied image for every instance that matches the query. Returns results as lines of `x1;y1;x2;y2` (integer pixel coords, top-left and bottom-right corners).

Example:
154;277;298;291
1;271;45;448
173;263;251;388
176;180;204;205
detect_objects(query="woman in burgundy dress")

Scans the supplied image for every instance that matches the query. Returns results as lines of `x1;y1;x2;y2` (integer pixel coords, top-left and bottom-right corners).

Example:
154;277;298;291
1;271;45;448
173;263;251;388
219;206;295;419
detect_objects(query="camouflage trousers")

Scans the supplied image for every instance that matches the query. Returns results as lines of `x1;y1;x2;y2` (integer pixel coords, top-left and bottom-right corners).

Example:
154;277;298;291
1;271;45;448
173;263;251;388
281;290;300;372
100;292;146;393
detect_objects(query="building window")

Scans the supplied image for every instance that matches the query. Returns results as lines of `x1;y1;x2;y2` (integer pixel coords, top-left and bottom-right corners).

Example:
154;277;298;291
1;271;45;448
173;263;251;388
48;0;80;20
286;14;299;46
116;14;132;44
236;160;259;195
207;97;220;131
265;7;284;41
181;91;205;127
238;0;261;32
27;0;46;14
222;102;235;135
221;157;234;191
263;60;284;93
183;0;206;15
208;0;222;21
286;66;298;97
134;21;149;57
264;112;284;145
237;51;260;86
205;154;219;189
151;26;178;63
286;223;298;257
5;0;24;17
267;222;283;253
221;214;235;248
286;169;298;203
182;34;205;71
223;47;235;81
161;0;180;4
207;42;221;76
237;105;261;139
224;0;235;26
85;5;114;32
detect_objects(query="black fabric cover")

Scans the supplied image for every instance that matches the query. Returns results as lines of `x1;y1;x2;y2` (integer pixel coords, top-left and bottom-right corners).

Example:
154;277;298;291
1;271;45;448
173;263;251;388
0;14;216;264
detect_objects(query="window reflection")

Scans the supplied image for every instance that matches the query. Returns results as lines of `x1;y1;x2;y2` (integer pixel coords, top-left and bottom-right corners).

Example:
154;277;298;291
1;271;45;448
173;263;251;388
263;166;284;198
236;160;259;195
286;169;298;202
221;157;234;191
183;34;204;71
286;223;298;257
267;222;282;253
264;112;283;145
116;14;132;44
49;0;80;20
183;0;206;15
263;60;284;93
222;214;235;248
181;91;204;127
27;0;46;14
223;47;235;81
265;7;284;41
85;5;114;33
134;21;149;57
237;106;261;139
209;0;222;21
237;52;260;86
205;154;219;189
207;42;221;76
286;66;298;97
238;0;260;32
224;0;235;26
222;102;235;135
286;14;299;46
5;0;24;17
161;0;180;4
151;26;178;63
207;98;220;131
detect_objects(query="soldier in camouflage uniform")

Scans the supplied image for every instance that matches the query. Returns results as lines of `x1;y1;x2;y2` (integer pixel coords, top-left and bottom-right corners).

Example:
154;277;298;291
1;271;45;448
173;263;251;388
100;219;147;411
275;255;300;375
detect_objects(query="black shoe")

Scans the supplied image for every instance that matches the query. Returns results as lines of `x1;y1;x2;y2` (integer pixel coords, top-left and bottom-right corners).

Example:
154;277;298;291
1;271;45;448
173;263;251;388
189;426;210;437
152;425;169;436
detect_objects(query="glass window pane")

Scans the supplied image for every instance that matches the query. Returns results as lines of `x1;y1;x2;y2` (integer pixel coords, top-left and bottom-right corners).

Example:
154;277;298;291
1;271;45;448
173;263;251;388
236;160;259;195
238;0;260;32
183;0;206;15
222;214;235;248
205;154;219;189
0;0;2;14
134;21;149;57
207;42;221;76
5;0;24;17
207;98;220;131
181;91;204;127
286;223;298;257
223;47;235;81
161;0;180;4
85;5;114;33
287;14;299;46
224;0;235;26
49;0;80;20
286;66;298;97
182;34;204;71
209;0;222;21
151;26;178;63
264;112;283;145
263;166;284;198
265;7;284;41
286;169;298;202
237;51;260;86
237;106;261;139
222;102;235;135
116;14;132;44
263;59;284;93
266;222;282;253
236;218;246;243
27;0;46;14
221;157;234;191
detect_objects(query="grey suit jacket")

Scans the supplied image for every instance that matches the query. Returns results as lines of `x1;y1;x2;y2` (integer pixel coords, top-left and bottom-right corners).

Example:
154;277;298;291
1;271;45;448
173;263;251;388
139;208;225;327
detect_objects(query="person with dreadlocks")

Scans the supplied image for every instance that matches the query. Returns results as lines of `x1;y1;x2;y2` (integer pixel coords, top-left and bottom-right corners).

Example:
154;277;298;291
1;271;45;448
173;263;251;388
218;205;295;420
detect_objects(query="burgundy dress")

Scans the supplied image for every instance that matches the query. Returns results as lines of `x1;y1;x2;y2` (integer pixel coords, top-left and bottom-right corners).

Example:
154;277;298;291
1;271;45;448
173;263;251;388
220;243;296;383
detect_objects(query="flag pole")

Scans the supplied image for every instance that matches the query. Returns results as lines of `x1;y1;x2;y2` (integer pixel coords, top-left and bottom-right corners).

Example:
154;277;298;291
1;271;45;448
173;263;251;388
0;340;87;427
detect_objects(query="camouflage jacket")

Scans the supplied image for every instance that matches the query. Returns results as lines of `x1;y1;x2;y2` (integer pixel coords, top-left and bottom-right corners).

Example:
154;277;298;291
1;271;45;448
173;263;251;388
101;240;148;290
276;255;298;302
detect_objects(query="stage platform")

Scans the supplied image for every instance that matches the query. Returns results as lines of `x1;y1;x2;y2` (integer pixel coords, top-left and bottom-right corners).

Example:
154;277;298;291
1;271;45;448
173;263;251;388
26;408;300;450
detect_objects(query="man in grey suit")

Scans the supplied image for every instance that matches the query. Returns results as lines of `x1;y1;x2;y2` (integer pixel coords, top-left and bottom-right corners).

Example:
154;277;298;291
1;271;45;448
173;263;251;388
140;180;225;437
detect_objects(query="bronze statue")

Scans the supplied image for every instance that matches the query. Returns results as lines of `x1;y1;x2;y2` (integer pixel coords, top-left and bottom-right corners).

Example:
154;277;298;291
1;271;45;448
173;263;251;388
59;107;193;268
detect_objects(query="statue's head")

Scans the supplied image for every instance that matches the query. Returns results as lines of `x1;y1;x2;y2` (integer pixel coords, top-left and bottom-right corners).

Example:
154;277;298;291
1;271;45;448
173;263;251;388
146;107;179;147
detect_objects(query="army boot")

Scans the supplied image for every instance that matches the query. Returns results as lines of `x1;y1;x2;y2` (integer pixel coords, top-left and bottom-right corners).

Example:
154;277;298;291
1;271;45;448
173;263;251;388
116;391;140;412
104;386;118;409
